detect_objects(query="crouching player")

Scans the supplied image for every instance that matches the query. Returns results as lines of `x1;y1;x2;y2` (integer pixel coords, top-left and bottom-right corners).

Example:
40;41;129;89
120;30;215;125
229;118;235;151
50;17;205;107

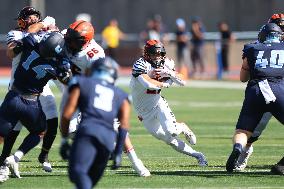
130;40;207;166
226;23;284;173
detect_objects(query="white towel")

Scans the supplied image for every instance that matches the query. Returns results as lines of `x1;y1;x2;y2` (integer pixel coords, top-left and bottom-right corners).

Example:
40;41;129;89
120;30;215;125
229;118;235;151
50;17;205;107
258;79;276;104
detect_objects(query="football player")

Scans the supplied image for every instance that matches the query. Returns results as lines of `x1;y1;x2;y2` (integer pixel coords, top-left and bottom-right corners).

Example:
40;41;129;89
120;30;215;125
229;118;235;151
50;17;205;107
235;13;284;171
129;39;207;166
226;23;284;173
0;32;72;182
59;21;150;177
60;58;129;188
0;7;59;182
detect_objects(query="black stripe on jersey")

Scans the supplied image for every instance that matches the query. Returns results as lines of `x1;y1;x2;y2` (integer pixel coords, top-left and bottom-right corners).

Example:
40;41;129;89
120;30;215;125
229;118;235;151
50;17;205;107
6;33;16;45
132;59;148;77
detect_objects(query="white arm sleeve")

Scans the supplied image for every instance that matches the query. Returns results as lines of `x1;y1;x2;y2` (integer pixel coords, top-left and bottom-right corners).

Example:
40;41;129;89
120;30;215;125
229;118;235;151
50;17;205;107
137;75;161;90
169;74;186;86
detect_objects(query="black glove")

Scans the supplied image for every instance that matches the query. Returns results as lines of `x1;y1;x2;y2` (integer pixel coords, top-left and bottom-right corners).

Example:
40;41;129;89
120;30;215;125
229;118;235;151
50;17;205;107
60;138;71;160
13;41;23;55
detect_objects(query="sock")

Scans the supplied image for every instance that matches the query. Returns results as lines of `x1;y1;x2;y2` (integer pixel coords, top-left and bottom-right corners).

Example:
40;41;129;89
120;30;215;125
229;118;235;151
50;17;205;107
41;118;58;155
18;133;41;155
169;138;197;157
14;150;24;162
0;130;20;166
126;148;139;163
233;143;243;153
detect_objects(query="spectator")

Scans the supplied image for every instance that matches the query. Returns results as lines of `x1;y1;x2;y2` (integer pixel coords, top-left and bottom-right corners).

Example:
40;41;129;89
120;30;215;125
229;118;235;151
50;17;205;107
102;19;126;61
175;18;190;77
190;17;205;77
218;21;235;73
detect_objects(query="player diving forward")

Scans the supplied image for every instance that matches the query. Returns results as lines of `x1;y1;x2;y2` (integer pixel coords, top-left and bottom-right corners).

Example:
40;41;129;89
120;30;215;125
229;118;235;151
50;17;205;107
130;39;208;167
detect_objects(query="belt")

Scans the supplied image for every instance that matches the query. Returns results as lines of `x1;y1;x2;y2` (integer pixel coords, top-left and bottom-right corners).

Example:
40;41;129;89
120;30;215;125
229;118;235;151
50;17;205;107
11;85;40;100
146;89;161;94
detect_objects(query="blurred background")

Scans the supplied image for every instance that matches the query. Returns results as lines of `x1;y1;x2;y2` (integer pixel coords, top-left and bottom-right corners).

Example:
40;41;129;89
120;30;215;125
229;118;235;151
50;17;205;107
0;0;284;80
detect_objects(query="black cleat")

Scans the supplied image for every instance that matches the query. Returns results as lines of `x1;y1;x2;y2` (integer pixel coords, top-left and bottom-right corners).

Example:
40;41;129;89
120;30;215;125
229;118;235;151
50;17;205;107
226;148;241;173
271;164;284;175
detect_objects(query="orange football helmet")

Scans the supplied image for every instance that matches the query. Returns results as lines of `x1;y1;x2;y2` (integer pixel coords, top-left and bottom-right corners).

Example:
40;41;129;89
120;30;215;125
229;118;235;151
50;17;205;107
143;40;166;68
65;20;95;53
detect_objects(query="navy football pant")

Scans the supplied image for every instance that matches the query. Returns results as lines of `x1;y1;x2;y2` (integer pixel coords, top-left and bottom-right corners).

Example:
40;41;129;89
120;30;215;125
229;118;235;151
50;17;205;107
69;135;110;189
236;82;284;132
0;90;46;137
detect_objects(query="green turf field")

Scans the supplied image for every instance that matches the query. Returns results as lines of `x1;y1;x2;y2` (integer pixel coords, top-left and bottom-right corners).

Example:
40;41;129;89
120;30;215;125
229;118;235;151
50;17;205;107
0;83;283;189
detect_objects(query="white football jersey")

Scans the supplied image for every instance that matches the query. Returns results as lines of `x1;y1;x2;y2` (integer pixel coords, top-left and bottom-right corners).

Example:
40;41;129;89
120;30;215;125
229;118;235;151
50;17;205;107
66;39;105;74
130;57;176;115
130;57;161;115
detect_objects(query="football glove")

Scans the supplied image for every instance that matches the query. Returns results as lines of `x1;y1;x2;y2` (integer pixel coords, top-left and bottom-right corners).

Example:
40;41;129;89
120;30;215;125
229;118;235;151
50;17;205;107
41;16;56;28
60;138;71;160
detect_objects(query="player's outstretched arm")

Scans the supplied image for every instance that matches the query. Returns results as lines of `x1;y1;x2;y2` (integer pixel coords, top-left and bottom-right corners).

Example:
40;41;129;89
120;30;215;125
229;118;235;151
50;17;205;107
138;74;170;89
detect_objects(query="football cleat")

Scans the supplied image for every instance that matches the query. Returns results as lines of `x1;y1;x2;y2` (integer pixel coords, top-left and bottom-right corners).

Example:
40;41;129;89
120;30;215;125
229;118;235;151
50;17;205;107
42;162;52;172
194;152;208;167
235;145;253;171
0;165;9;183
5;155;21;178
38;153;52;172
226;147;241;173
271;164;284;175
180;122;196;145
131;159;151;177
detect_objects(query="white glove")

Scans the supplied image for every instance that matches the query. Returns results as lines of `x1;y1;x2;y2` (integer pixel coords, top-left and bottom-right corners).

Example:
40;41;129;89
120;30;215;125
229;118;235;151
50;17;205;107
41;16;56;28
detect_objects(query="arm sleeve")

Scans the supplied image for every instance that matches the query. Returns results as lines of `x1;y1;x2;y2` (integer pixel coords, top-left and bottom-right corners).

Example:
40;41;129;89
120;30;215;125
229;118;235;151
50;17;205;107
137;75;161;90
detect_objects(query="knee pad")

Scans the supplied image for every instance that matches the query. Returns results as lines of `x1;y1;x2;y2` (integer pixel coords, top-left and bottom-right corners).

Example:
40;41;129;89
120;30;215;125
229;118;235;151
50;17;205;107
0;118;13;138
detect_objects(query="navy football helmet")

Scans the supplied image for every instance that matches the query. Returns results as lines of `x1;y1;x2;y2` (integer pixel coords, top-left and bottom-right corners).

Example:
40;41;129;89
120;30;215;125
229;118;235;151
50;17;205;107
89;57;119;84
143;40;166;68
258;23;282;43
38;32;65;59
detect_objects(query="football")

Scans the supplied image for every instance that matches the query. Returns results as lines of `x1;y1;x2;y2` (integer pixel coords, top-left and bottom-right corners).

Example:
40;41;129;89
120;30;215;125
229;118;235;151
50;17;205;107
157;76;170;82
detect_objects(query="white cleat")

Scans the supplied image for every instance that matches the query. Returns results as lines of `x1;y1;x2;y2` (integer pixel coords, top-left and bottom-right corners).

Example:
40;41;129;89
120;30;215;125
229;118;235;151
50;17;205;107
132;159;151;177
235;145;253;171
180;122;196;145
5;155;21;178
0;165;9;183
42;162;52;172
195;152;208;167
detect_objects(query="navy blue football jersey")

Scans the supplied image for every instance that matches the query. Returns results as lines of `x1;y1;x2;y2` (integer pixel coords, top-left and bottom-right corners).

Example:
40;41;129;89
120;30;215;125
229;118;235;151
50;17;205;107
243;42;284;82
13;33;70;94
68;76;128;151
